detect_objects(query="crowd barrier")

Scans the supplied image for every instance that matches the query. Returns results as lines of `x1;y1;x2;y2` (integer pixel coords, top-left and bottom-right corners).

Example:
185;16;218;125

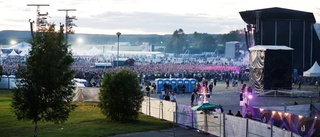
141;96;301;137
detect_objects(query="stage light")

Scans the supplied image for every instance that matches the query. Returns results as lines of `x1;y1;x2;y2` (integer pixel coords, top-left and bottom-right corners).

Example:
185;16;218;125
77;38;83;43
248;94;253;99
10;40;17;45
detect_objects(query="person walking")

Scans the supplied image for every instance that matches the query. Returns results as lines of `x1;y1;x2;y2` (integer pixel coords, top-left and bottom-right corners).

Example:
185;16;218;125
181;84;186;94
145;86;151;96
191;92;195;106
315;80;319;90
214;77;217;86
164;93;170;101
208;83;213;94
151;83;156;94
226;79;229;89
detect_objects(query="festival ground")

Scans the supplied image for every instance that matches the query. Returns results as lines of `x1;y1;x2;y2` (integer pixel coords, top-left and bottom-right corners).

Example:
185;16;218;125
114;82;319;137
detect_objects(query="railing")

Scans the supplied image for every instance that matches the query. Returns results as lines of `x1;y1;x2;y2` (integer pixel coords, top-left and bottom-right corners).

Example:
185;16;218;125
141;96;301;137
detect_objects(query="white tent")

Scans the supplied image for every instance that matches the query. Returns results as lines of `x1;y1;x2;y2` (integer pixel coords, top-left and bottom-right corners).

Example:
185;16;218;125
88;46;102;56
72;82;86;102
8;50;20;56
9;42;31;50
19;50;29;56
303;61;320;77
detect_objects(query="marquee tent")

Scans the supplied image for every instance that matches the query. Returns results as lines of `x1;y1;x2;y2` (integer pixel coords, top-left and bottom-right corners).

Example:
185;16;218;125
88;46;102;56
9;42;31;51
8;50;19;56
19;50;29;56
72;82;86;102
303;61;320;77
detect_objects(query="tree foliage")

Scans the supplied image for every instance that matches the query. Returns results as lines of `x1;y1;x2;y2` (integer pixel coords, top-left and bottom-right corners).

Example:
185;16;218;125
217;30;245;45
11;25;76;137
166;29;188;54
98;69;143;122
192;32;217;52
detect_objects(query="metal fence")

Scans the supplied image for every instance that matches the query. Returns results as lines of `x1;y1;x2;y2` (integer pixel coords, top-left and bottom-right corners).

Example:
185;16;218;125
141;96;301;137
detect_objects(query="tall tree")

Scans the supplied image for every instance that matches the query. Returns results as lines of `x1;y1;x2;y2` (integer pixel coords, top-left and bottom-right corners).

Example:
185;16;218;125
166;29;188;54
11;25;76;137
99;69;143;122
192;32;217;52
218;30;245;45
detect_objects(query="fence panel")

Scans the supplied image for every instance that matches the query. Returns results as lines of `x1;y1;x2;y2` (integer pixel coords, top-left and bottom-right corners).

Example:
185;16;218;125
224;115;247;137
141;97;148;114
273;126;301;137
248;119;272;137
141;97;302;137
206;112;223;136
162;99;176;122
195;111;205;131
150;98;163;119
176;104;194;127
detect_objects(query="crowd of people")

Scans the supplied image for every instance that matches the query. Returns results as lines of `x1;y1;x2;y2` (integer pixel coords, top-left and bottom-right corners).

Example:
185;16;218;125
1;53;250;87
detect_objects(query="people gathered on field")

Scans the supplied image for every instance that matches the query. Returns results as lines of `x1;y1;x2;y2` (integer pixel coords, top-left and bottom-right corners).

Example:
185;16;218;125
1;54;249;87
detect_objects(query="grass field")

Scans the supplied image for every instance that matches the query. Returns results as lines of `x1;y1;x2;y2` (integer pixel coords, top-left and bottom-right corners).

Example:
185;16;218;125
0;90;172;137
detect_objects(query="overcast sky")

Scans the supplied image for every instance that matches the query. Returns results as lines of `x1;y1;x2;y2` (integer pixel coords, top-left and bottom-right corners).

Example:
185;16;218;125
0;0;319;35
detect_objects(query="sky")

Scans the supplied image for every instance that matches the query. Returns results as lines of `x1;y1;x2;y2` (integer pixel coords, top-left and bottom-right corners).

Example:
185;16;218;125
0;0;320;35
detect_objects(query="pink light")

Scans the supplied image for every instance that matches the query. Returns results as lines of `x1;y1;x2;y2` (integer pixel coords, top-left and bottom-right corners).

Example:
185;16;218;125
248;94;253;99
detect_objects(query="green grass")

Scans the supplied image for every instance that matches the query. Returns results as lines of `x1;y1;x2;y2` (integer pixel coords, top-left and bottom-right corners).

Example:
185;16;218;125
0;90;172;137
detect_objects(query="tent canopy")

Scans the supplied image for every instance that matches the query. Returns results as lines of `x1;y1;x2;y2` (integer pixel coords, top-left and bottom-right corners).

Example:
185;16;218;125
191;103;222;111
8;50;20;56
9;42;31;50
303;61;320;77
88;46;102;56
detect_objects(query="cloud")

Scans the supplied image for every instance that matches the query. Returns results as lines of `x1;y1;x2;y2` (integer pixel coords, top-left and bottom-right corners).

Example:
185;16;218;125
76;11;244;34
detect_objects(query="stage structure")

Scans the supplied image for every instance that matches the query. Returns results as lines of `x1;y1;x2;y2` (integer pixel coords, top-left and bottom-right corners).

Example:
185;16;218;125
240;7;320;74
225;41;240;59
249;45;293;92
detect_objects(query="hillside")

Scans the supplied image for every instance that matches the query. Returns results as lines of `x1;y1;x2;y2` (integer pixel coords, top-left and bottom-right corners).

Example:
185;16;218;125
0;30;171;46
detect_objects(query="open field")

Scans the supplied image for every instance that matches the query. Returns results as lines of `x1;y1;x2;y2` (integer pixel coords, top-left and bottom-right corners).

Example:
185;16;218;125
0;90;172;137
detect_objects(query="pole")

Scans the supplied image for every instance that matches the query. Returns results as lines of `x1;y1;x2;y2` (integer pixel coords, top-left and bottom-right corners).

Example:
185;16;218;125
58;9;76;45
117;36;119;67
27;4;50;32
149;94;151;116
116;32;121;67
29;20;34;38
65;13;68;44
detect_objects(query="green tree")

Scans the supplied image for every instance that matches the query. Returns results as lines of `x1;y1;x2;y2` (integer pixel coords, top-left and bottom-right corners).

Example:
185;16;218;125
217;29;245;45
166;29;188;54
192;32;217;52
11;25;76;137
99;69;143;122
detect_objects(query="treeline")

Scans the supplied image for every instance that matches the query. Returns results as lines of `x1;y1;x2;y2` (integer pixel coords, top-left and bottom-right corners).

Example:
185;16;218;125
165;29;246;54
0;29;246;54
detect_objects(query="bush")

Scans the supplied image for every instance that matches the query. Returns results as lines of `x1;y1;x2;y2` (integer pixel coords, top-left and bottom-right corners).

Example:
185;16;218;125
98;69;143;122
